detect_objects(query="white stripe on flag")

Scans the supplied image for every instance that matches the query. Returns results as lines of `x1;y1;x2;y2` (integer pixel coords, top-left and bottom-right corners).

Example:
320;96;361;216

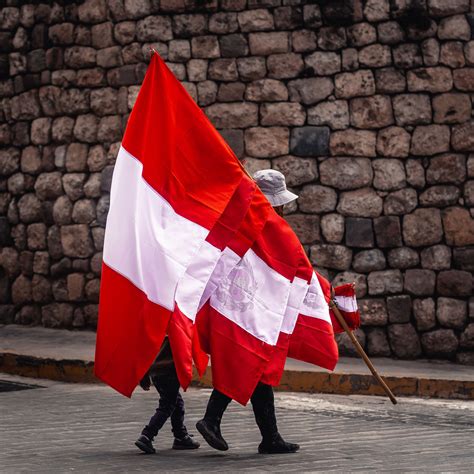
103;146;209;311
299;273;331;324
335;295;358;313
210;249;291;345
280;277;309;334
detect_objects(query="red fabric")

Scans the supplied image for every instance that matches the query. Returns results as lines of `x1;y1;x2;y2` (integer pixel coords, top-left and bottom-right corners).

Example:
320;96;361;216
331;283;360;333
95;264;171;397
122;53;244;230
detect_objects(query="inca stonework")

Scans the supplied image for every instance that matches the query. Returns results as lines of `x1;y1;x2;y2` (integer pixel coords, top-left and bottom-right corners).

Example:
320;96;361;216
0;0;473;363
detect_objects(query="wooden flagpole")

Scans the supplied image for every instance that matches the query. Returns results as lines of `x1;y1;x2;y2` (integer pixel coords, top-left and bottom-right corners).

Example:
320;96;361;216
329;299;398;405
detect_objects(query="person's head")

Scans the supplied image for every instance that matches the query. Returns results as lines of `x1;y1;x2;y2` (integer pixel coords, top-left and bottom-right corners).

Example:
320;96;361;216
253;169;298;216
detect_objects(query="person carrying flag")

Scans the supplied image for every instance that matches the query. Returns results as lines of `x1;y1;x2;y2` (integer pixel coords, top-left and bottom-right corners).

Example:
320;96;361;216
196;169;300;455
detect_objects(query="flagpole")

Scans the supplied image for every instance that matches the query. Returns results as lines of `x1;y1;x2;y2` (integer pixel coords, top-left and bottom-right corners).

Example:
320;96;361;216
329;299;398;405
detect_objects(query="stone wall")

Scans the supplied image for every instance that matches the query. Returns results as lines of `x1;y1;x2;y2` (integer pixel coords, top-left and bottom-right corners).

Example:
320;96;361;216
0;0;473;363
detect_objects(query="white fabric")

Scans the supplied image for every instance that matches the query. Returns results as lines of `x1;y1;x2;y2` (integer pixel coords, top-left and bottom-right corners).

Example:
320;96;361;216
210;249;291;345
335;294;358;313
103;146;209;311
175;240;222;321
299;272;331;324
279;277;309;335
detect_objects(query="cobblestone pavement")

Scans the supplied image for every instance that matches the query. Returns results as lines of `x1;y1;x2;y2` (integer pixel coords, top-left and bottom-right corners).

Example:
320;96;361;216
1;375;474;473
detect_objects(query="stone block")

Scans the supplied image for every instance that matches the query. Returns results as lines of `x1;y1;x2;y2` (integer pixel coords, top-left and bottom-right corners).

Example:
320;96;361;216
41;303;73;328
219;34;249;57
387;294;412;323
420;245;451;270
317;26;347;51
72;199;96;224
205;103;258;129
52;117;74;143
407;67;453;93
298;185;337;213
191;36;220;59
338;188;383;218
236;57;266;81
291;30;317;53
388;323;422;358
34;172;63;200
209;12;239;34
364;0;390;22
172;14;207;38
246;79;288;101
413;298;436;331
90;88;118;116
308;100;349;130
368;269;403;295
359;44;391;68
375;67;406;93
136;16;172;42
320;214;345;243
208;58;238;81
378;21;405;44
320;157;372;190
403;208;443;247
440;41;465;68
421;38;440;66
197;81;217;106
437;297;467;329
336;328;366;356
249;32;288;55
219;129;244;158
453;68;474;91
330;129;376;157
410;125;450;156
350;95;394;129
437;270;473;297
393;94;432;126
366;328;391;357
376;127;410;157
426;153;466;184
342;48;359;72
18;194;43;223
347;22;377;47
272;155;317;186
443;207;474;246
274;5;303;30
305;51;341;75
11;274;31;304
359;298;388;326
187;59;207;82
286;214;320;244
421;329;459;357
290;126;329;157
10;91;41;120
114;22;136;45
404;269;436;296
452;122;474;152
238;9;274;32
345;218;374;248
245;127;289;158
428;0;470;16
310;244;352;271
433;93;471;124
288;78;333;106
465;180;474;206
419;185;460;207
260;103;305;126
373;216;402;248
353;249;386;273
335;70;375;98
267;53;304;79
53;196;73;225
97;116;122;143
373;159;406;191
60;225;94;258
438;14;470;40
393;43;423;69
453;247;474;271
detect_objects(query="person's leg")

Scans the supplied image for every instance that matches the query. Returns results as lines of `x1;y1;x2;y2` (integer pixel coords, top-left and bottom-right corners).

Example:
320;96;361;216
196;389;232;451
171;392;200;449
250;382;299;454
142;374;179;439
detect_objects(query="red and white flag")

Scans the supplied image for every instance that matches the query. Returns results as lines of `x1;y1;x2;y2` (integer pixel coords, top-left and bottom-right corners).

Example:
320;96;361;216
95;53;339;401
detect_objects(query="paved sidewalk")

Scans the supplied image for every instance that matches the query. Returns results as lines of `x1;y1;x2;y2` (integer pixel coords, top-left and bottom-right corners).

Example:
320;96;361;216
1;324;474;399
1;374;474;472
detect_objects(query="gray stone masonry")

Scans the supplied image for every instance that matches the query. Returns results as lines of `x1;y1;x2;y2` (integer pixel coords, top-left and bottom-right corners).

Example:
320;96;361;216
0;0;473;364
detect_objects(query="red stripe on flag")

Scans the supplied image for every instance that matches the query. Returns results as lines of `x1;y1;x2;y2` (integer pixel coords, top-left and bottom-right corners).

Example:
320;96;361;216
122;53;243;230
95;264;171;397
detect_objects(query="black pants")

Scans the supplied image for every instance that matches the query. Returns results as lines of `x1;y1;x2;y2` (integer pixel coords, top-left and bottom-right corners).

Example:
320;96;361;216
141;372;187;440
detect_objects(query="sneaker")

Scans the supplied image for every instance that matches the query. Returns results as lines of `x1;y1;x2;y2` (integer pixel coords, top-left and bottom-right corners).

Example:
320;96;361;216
135;434;156;454
196;419;228;451
172;434;200;450
258;433;300;454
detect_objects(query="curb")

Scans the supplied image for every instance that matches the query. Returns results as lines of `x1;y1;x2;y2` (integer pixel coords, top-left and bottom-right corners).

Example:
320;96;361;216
1;352;473;400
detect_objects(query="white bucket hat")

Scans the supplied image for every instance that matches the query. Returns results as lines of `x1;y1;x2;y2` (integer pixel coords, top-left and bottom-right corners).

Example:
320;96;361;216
253;169;298;207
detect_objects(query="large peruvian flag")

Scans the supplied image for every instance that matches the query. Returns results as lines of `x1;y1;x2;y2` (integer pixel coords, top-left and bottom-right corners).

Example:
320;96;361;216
95;53;340;401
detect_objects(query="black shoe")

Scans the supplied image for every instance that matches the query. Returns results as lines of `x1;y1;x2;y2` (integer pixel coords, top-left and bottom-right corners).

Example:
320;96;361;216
135;434;156;454
173;434;200;450
258;433;300;454
196;419;228;451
